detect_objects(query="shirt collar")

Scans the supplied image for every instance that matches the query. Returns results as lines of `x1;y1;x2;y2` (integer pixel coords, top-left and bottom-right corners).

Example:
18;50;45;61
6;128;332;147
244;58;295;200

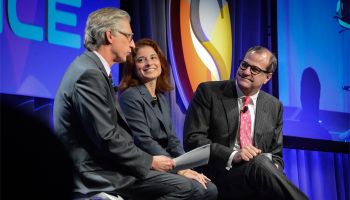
93;51;111;76
235;80;259;105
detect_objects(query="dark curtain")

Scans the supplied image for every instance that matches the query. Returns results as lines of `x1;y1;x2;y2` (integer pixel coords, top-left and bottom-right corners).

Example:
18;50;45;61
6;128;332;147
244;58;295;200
229;0;278;96
121;0;167;55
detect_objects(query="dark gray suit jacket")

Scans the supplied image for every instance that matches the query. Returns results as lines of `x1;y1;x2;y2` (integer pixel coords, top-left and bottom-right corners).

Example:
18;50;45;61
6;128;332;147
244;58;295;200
54;51;152;195
119;85;185;158
184;80;284;170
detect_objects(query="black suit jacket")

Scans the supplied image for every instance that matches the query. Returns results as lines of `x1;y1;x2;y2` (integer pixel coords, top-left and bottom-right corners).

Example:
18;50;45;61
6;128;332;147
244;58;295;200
119;85;185;158
54;51;152;195
184;80;284;171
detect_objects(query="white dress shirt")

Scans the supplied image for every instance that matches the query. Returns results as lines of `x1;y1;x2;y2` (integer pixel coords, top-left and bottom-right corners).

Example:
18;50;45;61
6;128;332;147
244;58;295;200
93;51;111;76
226;80;259;170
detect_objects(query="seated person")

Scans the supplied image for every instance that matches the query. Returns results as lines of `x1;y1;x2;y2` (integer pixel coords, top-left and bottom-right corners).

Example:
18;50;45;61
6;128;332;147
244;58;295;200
55;8;202;200
119;38;218;200
183;46;309;200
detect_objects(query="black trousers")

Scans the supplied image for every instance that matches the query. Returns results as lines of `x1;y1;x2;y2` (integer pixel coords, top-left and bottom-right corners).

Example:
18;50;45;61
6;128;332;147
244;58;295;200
209;155;308;200
119;170;218;200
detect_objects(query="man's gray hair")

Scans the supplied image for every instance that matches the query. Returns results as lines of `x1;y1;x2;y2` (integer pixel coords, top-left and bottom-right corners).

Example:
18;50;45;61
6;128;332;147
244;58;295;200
84;7;130;51
244;46;277;73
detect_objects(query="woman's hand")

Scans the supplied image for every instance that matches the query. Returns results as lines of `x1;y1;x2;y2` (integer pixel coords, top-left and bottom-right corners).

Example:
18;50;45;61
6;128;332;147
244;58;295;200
177;169;211;189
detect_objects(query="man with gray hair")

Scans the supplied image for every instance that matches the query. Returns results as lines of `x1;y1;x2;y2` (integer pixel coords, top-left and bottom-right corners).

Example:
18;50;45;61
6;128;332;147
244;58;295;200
54;7;200;200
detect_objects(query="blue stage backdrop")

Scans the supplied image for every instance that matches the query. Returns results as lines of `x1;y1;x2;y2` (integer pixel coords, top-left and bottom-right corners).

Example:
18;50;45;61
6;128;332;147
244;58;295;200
1;1;349;199
278;0;350;142
0;0;120;99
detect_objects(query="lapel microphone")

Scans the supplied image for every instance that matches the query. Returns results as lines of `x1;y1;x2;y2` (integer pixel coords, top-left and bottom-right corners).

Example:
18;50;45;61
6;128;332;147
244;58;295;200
151;96;158;106
242;106;248;113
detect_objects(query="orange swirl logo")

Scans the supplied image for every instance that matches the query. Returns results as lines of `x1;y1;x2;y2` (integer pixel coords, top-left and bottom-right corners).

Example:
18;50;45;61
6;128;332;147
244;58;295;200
168;0;232;108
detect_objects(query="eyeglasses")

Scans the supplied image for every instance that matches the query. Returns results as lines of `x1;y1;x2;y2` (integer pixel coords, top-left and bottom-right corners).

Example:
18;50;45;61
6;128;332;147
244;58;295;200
239;60;270;75
117;30;134;42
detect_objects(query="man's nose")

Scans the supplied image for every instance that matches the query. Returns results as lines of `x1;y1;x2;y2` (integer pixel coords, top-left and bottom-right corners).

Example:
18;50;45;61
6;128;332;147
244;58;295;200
130;39;135;48
242;66;251;75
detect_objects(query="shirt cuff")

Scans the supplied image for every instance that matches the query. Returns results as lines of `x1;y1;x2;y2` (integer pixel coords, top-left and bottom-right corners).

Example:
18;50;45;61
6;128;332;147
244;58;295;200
225;150;238;170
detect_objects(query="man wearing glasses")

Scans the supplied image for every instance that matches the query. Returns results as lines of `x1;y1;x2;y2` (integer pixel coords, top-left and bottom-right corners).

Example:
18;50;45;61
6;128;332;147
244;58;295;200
55;7;202;200
184;46;308;200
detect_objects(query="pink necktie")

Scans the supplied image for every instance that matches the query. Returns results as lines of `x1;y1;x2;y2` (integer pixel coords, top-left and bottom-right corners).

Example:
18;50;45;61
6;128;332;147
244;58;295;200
239;96;252;148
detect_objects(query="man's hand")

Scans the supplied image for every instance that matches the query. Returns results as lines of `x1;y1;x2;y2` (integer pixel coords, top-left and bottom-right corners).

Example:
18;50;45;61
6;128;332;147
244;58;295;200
151;155;175;172
177;169;211;189
233;145;262;163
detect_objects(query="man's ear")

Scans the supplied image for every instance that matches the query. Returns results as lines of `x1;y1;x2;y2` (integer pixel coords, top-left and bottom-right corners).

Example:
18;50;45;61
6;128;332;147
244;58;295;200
105;31;113;44
264;73;273;84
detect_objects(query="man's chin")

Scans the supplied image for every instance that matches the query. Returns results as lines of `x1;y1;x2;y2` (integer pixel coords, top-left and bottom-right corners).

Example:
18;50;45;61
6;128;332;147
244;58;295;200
237;79;251;88
114;57;126;64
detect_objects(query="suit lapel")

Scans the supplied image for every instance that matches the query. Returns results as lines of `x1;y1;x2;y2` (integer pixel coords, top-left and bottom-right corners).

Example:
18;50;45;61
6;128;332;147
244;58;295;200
84;51;115;94
254;92;268;147
138;85;153;108
138;86;170;135
157;94;172;134
84;51;128;124
221;81;240;147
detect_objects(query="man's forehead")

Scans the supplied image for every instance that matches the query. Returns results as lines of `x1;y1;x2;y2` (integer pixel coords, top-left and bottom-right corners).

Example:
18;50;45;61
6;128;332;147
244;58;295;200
119;19;132;30
247;50;270;58
245;51;270;69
